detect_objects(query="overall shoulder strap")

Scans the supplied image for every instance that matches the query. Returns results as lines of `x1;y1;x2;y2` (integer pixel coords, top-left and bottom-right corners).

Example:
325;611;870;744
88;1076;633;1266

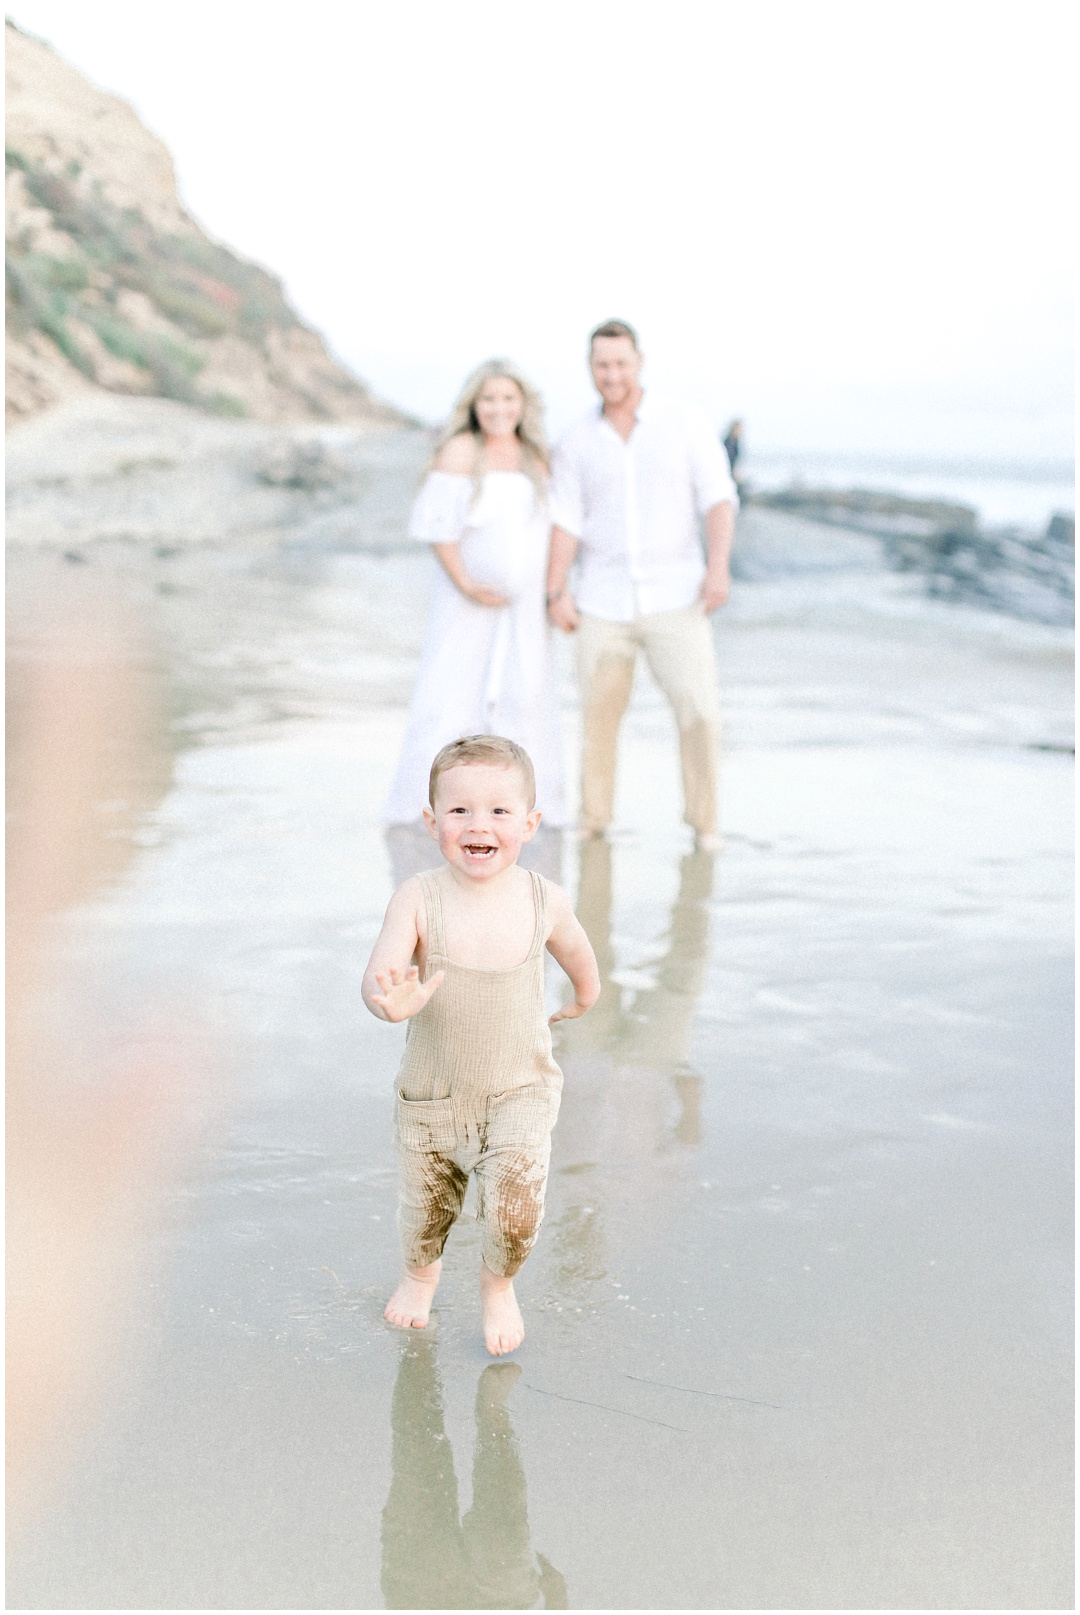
528;871;548;958
420;870;446;959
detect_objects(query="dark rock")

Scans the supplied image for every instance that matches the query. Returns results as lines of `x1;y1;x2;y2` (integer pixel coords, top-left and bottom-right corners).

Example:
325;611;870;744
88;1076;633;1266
747;482;1074;626
255;438;349;490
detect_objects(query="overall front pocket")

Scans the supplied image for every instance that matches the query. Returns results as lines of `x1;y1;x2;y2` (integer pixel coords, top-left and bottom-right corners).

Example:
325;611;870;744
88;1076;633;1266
483;1083;561;1151
394;1093;459;1154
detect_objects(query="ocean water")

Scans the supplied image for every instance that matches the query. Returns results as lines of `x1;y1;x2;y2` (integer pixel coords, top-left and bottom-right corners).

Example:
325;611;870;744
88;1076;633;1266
745;450;1074;532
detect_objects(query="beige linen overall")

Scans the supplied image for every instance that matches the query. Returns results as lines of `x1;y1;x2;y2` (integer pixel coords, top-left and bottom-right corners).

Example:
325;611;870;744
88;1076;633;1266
394;869;562;1277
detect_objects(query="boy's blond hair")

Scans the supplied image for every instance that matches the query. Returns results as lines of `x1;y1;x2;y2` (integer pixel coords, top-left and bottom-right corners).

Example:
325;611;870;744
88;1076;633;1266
428;735;536;810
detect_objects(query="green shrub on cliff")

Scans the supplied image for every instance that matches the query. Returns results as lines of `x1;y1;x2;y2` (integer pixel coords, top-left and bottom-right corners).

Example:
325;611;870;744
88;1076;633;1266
5;144;310;414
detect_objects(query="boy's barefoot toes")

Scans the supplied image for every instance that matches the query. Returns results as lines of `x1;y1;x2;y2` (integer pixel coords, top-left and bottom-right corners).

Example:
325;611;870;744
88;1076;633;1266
480;1272;525;1355
384;1267;440;1331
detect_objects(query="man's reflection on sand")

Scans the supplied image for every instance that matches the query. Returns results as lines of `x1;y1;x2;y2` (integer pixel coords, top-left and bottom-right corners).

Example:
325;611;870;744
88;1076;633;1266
543;841;715;1302
557;839;715;1151
381;1337;568;1610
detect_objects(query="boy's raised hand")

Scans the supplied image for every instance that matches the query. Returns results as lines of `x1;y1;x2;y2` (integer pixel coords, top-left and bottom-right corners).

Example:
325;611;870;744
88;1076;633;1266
370;964;445;1022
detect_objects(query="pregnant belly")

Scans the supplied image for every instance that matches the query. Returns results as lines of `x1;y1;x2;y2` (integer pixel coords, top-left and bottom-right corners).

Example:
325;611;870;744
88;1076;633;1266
459;528;537;600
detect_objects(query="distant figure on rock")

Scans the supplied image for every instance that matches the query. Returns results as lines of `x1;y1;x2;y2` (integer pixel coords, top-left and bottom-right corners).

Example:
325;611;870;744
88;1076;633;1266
383;360;566;827
723;417;746;498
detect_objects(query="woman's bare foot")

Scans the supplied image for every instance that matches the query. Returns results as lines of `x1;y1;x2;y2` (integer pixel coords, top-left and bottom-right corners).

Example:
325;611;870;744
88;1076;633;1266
384;1260;441;1329
480;1262;525;1355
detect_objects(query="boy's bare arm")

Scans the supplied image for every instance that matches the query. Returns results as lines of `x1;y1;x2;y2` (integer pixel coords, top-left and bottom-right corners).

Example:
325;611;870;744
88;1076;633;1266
545;886;600;1023
362;881;445;1022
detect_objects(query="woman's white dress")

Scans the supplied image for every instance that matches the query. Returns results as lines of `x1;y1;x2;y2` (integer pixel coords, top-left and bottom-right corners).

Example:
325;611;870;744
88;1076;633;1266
383;470;566;826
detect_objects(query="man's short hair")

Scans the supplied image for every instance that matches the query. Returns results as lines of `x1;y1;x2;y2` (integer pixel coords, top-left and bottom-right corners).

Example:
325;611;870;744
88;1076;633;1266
428;734;537;810
589;319;639;351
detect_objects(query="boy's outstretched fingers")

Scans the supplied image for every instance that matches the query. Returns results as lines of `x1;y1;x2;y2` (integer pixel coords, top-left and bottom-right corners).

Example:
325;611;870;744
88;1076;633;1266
371;965;444;1022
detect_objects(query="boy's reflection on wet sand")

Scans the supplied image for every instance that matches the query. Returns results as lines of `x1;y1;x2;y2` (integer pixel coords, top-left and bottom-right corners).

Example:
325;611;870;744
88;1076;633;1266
381;1338;567;1610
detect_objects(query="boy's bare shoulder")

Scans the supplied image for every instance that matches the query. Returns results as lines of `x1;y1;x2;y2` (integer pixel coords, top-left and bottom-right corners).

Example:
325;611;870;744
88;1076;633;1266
390;873;425;906
538;874;575;930
387;872;433;944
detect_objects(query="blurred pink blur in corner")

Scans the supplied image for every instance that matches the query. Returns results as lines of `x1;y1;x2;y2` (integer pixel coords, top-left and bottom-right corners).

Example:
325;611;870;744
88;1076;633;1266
6;595;216;1531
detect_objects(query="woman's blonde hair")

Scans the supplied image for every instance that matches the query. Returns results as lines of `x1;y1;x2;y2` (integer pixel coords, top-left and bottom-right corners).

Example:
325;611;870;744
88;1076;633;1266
431;358;549;502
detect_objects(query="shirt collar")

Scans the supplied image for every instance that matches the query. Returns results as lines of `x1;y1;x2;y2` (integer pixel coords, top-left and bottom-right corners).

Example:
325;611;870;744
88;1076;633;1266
595;388;653;430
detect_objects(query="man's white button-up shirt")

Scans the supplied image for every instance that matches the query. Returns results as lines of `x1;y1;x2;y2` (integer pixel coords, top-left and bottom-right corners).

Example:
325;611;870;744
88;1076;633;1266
549;391;738;622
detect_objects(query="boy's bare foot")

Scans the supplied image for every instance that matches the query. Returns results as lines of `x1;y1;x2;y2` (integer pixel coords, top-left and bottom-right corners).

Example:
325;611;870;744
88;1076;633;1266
384;1260;441;1329
480;1262;525;1355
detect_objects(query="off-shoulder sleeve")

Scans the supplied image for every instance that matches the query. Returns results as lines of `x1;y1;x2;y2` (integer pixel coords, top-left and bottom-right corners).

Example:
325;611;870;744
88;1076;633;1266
408;471;474;544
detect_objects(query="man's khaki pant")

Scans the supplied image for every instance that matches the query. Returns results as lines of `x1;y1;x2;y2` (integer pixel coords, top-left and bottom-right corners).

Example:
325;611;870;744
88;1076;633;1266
576;603;721;835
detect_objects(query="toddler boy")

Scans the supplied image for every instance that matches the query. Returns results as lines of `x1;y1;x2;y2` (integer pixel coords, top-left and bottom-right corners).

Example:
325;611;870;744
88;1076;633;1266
363;735;599;1355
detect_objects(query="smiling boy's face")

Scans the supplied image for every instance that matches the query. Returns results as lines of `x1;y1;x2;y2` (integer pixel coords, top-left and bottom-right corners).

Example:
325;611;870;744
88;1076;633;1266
423;763;540;881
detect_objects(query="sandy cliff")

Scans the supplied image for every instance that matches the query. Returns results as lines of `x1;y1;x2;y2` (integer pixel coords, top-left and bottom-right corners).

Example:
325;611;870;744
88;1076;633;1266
5;21;403;427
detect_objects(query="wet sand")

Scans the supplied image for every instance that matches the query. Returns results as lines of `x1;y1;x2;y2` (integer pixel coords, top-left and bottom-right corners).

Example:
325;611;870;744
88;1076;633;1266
6;431;1073;1609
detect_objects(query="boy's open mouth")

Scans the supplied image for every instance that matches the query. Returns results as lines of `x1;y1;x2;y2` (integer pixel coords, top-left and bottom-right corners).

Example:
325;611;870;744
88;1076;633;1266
463;842;497;858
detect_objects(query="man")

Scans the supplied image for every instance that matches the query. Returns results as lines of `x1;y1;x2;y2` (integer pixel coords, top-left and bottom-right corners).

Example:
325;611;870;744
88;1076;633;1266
546;320;737;850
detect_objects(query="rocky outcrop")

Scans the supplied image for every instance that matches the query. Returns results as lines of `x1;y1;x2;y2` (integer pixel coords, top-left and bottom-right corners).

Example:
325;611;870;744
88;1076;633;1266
5;21;406;428
748;484;980;540
747;485;1074;626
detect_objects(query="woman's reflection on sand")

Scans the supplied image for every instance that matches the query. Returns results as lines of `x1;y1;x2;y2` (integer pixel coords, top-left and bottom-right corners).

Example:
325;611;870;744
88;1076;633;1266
381;1337;567;1610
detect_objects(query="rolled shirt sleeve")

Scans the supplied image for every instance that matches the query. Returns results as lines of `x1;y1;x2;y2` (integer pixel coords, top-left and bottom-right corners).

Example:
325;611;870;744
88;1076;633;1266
684;403;740;516
408;471;473;544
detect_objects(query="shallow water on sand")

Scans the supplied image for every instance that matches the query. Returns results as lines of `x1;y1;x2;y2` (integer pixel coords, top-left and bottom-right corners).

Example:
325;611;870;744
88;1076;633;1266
7;437;1073;1609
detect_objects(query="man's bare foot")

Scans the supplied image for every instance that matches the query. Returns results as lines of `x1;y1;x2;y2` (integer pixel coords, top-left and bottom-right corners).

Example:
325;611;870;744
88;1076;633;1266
480;1262;525;1355
384;1260;441;1329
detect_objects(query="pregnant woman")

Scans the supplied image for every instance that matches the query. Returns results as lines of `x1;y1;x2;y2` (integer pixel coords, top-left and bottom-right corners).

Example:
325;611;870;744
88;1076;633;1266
383;359;566;826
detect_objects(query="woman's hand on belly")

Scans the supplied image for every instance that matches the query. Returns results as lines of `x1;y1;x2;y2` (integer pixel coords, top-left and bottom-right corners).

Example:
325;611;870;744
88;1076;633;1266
465;582;511;607
458;530;532;601
434;541;510;607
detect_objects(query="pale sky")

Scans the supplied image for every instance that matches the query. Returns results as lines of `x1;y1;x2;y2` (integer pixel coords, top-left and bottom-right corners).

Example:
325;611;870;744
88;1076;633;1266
7;0;1076;460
